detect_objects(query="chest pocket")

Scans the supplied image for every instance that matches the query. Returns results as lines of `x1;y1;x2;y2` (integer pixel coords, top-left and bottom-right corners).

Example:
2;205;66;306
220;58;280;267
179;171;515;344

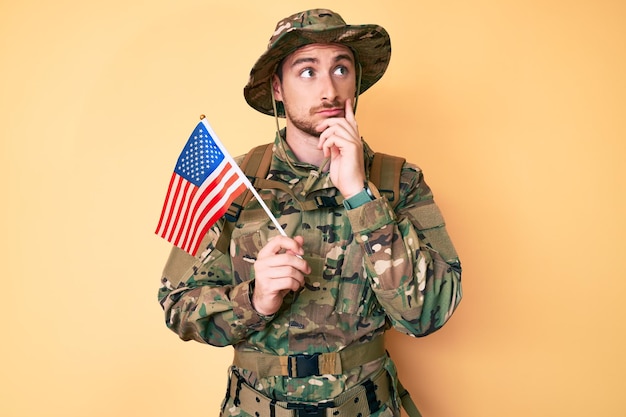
229;209;276;284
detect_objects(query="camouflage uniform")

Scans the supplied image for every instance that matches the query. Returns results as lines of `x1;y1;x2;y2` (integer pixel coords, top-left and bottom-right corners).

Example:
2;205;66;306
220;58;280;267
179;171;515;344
159;132;462;416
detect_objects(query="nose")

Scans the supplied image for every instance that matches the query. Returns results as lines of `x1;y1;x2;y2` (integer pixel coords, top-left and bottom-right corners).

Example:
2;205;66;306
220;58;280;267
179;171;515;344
319;73;339;102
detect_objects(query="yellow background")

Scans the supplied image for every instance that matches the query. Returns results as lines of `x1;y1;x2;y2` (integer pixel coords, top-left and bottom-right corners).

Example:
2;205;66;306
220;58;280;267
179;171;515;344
2;1;625;416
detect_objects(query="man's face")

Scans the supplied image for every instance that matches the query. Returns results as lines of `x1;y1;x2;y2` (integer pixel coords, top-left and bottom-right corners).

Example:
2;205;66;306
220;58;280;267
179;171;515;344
272;43;357;137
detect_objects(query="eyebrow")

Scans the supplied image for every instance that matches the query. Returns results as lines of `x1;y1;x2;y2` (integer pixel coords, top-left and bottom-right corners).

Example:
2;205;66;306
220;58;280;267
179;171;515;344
290;53;354;68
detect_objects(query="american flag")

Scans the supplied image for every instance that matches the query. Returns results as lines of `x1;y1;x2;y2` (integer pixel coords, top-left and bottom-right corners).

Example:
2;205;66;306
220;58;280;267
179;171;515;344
155;120;247;256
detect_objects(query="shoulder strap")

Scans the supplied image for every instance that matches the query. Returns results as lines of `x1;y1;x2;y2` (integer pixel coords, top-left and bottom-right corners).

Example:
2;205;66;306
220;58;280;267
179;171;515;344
369;152;406;209
214;143;273;254
224;143;274;222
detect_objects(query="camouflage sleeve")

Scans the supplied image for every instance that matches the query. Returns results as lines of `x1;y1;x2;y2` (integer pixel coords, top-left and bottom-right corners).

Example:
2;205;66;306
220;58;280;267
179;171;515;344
346;164;462;336
157;220;271;346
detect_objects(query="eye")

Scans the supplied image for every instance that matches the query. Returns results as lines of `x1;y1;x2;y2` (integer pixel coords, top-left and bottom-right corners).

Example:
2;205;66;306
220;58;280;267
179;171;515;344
300;68;314;78
334;66;348;76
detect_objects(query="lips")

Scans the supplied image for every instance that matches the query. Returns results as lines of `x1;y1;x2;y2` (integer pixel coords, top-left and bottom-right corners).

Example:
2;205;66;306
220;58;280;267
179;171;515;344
316;107;344;117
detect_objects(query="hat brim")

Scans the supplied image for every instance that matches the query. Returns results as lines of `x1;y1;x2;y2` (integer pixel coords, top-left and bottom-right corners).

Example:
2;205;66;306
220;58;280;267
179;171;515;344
244;24;391;117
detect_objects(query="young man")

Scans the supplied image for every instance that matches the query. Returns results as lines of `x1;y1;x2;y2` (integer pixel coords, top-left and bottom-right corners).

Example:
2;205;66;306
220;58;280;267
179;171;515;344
159;9;462;417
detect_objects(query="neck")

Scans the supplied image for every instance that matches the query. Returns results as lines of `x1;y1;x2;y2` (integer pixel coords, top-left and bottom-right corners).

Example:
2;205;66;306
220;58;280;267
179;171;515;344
283;126;327;168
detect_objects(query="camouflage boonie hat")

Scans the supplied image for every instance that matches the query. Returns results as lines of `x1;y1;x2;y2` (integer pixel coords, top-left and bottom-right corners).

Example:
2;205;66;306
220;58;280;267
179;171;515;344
243;9;391;117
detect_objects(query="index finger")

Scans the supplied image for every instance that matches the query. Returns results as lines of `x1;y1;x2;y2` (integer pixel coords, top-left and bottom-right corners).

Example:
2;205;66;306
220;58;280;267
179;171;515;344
259;235;304;258
344;98;356;124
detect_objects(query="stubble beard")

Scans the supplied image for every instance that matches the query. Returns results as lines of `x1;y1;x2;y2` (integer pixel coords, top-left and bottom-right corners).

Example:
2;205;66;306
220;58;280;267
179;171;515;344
287;115;322;138
282;99;342;138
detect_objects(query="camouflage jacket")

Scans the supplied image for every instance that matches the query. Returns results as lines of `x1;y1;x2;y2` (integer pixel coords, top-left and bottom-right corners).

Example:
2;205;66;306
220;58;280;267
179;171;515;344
158;132;462;403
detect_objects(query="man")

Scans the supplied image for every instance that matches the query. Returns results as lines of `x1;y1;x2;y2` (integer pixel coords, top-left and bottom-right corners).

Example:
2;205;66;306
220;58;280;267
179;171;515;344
159;9;462;417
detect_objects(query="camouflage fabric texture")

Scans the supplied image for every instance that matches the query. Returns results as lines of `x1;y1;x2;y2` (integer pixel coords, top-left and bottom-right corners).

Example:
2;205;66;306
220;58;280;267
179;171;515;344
244;8;391;117
158;132;462;412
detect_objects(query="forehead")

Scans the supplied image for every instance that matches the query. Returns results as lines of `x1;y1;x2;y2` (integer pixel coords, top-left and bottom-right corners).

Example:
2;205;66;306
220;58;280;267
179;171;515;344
283;43;355;64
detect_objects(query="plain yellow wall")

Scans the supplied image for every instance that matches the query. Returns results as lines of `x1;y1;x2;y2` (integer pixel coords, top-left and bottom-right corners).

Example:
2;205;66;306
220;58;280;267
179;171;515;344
2;1;625;416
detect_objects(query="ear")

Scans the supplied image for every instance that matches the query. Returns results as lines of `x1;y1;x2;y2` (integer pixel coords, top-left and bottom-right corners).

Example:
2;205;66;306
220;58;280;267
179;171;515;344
271;74;283;102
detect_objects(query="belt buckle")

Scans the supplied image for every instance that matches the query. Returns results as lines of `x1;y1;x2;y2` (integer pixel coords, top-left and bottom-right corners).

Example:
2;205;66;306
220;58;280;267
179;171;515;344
287;402;332;417
288;353;321;378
